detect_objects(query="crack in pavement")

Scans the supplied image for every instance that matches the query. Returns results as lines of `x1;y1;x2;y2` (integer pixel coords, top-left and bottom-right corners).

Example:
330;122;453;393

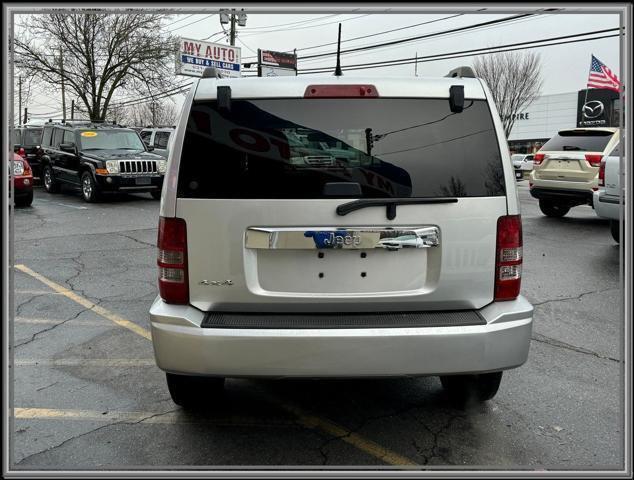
14;227;157;243
410;413;464;465
529;287;619;307
14;408;180;466
14;307;91;348
531;333;620;362
116;232;156;248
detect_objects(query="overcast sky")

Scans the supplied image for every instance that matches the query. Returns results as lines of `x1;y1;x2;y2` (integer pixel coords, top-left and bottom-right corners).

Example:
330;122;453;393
14;8;622;122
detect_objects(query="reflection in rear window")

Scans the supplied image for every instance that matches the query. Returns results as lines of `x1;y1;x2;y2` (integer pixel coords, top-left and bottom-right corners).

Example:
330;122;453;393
177;98;506;199
23;129;43;146
540;130;614;153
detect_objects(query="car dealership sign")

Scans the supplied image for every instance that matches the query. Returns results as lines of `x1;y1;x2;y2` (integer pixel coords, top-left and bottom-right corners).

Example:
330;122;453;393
177;38;241;78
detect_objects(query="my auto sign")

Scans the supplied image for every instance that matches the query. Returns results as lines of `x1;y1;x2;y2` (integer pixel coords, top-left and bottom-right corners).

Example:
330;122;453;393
177;38;241;78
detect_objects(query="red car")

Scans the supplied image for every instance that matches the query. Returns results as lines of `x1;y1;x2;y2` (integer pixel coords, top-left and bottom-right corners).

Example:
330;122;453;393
12;152;34;207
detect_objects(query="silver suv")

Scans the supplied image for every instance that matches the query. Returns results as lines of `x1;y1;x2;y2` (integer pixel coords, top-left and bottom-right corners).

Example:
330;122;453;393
149;68;533;407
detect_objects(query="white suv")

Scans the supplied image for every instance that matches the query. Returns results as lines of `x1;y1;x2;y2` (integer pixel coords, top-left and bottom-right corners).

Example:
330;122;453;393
140;127;175;159
149;67;533;407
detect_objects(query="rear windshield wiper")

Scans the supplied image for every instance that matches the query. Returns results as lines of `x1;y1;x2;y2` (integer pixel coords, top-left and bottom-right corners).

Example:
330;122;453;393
336;197;458;220
562;146;583;151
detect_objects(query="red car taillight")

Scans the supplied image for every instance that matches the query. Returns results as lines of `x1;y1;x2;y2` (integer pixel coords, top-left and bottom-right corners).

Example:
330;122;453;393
598;158;606;187
17;147;27;160
23;160;32;176
533;153;545;166
585;154;603;167
495;215;522;301
157;217;189;304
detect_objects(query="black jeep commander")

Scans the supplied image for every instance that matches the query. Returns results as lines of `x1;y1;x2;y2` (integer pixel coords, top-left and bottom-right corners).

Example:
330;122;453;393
40;121;166;202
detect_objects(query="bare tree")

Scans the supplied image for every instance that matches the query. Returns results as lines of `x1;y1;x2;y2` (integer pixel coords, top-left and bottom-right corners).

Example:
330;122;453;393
472;51;543;137
14;13;179;121
115;99;179;127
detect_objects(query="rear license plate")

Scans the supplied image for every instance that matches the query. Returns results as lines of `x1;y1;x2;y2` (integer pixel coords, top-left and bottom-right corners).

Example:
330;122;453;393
135;177;151;185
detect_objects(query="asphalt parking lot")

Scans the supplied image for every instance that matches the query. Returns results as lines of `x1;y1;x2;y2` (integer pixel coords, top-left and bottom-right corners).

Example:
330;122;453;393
9;180;624;470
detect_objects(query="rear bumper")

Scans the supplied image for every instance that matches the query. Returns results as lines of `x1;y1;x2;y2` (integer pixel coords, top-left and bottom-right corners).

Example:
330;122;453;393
13;176;33;194
149;296;533;378
529;185;594;205
593;190;621;220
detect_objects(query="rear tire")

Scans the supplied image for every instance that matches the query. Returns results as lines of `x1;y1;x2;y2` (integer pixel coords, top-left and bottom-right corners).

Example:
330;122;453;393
15;191;34;207
150;190;162;200
440;371;503;402
166;373;225;408
42;165;61;193
539;199;570;218
610;220;620;243
81;171;101;203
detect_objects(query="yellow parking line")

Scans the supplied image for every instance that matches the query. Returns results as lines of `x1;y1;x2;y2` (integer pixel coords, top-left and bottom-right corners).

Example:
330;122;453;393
281;403;417;466
13;407;296;428
14;317;105;326
15;290;65;295
14;264;152;340
15;359;156;367
13;263;417;466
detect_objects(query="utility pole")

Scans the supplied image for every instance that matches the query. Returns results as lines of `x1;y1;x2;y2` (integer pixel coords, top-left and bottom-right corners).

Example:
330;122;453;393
220;9;247;47
23;108;28;125
59;46;66;120
18;76;22;126
229;13;236;46
71;99;75;120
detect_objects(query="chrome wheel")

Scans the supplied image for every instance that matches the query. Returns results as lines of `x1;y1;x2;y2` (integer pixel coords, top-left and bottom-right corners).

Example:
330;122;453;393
82;175;93;200
44;169;52;189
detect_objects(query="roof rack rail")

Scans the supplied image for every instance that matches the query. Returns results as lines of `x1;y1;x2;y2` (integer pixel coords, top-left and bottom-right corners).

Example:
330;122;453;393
445;66;476;79
202;67;224;79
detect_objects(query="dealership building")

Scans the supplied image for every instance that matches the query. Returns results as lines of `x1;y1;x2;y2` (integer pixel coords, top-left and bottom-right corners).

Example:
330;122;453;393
507;88;620;153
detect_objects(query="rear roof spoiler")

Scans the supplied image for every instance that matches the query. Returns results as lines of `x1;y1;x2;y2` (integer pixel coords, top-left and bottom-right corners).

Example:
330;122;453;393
445;66;476;78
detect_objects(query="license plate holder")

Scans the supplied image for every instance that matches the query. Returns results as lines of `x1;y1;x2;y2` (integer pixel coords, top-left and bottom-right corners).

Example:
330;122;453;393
135;177;151;185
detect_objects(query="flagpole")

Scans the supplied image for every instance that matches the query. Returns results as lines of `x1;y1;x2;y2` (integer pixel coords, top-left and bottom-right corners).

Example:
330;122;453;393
583;54;591;109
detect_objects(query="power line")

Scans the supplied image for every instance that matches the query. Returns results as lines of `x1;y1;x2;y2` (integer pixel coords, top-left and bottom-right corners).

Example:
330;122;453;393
299;30;622;74
297;13;535;61
239;13;373;37
167;14;216;33
297;12;546;66
241;13;465;60
237;13;343;31
163;14;195;28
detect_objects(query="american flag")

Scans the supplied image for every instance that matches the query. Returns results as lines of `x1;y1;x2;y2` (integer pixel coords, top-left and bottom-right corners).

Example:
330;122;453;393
587;55;621;92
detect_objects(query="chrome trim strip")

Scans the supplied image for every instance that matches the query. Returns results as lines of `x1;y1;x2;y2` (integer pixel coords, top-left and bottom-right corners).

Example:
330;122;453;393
245;226;439;250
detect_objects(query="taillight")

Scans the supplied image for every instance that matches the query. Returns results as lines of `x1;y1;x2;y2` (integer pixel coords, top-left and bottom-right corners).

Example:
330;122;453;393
23;161;32;176
598;158;606;187
18;147;26;159
533;153;545;166
157;217;188;304
495;215;522;301
585;154;602;167
304;84;379;98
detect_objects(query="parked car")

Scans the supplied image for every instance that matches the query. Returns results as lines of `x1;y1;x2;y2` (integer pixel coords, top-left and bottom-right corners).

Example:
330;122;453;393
39;121;166;202
13;124;44;178
11;152;34;207
149;67;533;408
139;126;175;159
529;127;620;217
593;143;623;243
511;154;534;179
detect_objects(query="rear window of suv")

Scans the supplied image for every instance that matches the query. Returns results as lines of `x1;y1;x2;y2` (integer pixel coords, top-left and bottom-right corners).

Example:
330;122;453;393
177;98;506;199
540;130;614;153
